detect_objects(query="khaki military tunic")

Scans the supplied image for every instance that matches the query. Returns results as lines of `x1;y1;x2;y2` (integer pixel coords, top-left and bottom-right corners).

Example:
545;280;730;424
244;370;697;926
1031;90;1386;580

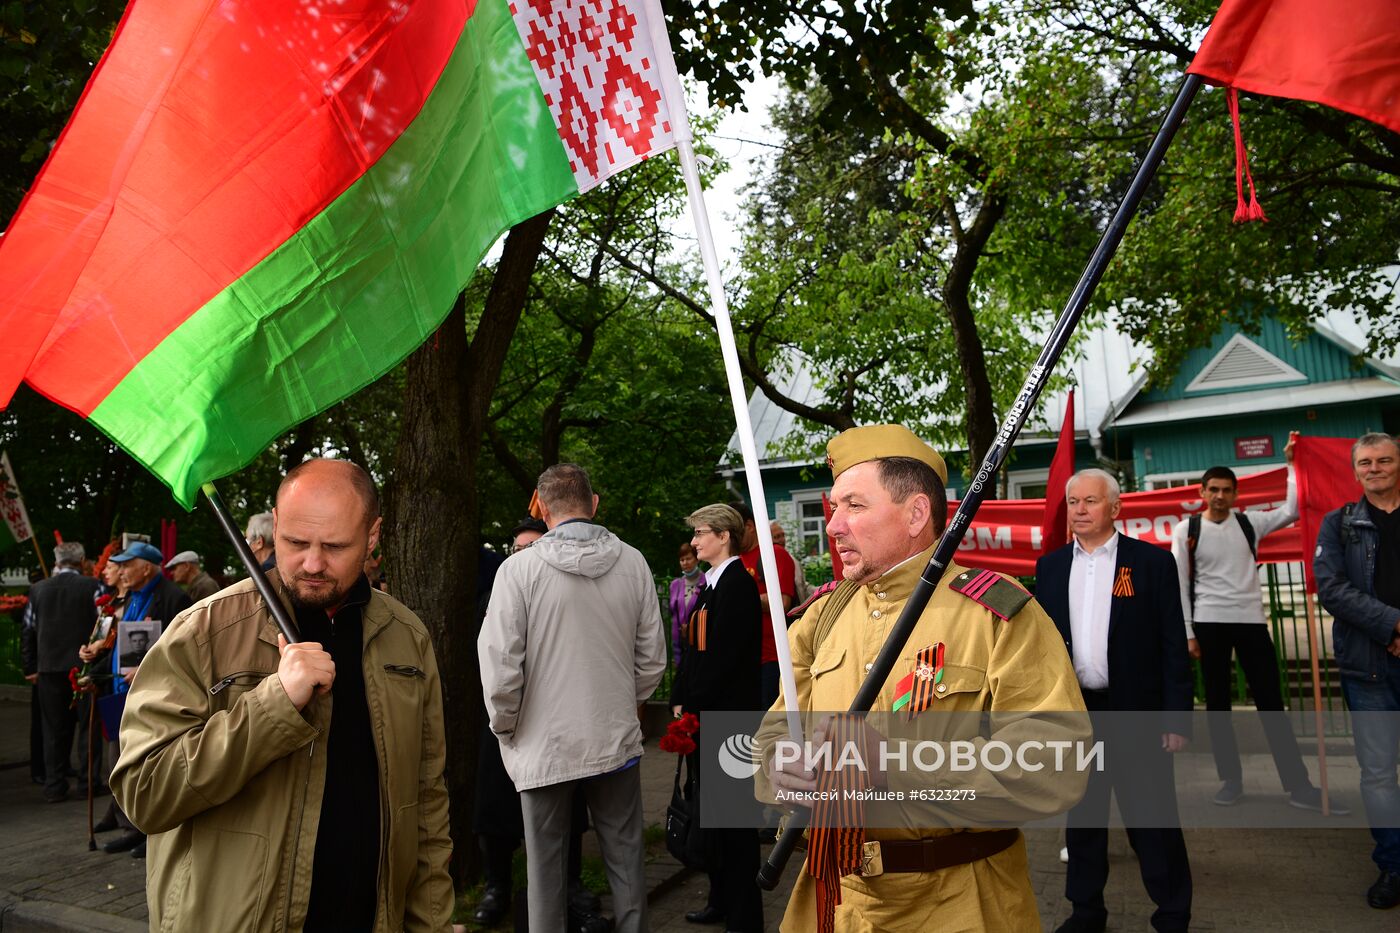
754;546;1089;932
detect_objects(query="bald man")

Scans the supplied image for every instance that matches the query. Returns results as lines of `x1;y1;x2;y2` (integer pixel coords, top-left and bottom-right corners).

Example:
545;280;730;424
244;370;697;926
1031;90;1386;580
112;459;453;932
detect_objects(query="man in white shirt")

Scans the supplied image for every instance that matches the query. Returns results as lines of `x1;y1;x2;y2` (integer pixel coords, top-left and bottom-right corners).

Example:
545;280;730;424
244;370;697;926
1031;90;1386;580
1037;469;1193;933
1170;435;1344;813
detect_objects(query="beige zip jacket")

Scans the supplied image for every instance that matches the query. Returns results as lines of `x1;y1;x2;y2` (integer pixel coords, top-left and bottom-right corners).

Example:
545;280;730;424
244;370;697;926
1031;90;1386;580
112;573;453;932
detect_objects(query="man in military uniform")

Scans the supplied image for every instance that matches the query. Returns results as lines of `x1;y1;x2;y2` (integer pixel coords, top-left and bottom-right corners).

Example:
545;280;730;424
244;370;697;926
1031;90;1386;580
755;424;1089;931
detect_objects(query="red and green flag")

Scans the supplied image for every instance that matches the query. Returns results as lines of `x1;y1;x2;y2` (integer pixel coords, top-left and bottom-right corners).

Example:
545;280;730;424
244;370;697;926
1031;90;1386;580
0;0;679;506
0;452;36;555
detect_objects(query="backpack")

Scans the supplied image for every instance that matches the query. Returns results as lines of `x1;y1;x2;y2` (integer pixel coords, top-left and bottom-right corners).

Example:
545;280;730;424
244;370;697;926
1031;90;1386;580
1185;511;1256;612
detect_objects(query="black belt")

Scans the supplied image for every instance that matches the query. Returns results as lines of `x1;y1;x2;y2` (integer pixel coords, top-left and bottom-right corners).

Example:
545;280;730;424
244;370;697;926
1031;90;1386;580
796;829;1021;876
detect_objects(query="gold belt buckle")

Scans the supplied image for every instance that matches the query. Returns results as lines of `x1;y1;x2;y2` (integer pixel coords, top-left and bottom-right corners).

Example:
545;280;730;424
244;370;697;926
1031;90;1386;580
859;841;883;877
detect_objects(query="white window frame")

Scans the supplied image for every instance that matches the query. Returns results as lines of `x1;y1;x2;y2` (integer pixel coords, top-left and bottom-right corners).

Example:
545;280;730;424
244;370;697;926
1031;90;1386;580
1143;461;1286;491
790;489;830;558
1008;468;1051;499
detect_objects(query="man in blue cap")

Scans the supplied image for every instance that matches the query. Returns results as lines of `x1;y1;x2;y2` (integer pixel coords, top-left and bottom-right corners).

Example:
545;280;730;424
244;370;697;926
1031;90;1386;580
96;540;192;857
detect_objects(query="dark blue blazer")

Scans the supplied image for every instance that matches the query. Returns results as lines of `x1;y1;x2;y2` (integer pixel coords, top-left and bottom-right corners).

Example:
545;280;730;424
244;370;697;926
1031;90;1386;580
1035;534;1192;734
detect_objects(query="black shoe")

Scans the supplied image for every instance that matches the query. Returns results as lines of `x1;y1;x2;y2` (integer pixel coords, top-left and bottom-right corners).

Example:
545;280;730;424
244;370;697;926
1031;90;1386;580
568;880;603;915
102;830;145;854
93;815;119;833
569;905;614;933
1288;785;1352;816
131;840;146;860
42;789;69;804
1368;871;1400;909
1054;914;1107;933
1212;780;1243;806
685;906;724;925
472;885;510;926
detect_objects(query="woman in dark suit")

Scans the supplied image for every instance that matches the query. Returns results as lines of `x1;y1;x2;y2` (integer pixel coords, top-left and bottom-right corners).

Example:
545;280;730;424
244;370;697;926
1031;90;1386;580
669;503;763;932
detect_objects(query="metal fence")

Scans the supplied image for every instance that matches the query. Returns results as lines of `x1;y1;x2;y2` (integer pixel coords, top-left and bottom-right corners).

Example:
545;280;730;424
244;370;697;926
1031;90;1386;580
1259;561;1350;737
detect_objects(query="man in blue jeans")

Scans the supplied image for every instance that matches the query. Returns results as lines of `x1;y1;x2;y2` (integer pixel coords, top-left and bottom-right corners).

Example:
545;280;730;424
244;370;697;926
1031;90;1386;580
1316;431;1400;910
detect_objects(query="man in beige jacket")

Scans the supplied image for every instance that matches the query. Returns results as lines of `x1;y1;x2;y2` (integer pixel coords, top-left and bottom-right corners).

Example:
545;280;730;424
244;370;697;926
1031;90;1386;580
113;459;453;932
757;425;1089;932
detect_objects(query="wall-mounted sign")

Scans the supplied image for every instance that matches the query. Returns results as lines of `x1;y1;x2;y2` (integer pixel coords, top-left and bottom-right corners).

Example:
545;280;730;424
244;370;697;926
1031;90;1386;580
1235;436;1275;459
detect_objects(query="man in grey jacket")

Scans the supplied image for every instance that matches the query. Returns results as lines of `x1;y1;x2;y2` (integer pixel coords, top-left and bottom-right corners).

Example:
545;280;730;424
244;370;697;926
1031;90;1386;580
1316;432;1400;909
480;463;666;933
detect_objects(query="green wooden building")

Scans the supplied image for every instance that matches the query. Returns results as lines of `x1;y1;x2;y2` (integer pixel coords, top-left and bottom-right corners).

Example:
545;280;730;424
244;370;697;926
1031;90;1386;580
1106;316;1400;489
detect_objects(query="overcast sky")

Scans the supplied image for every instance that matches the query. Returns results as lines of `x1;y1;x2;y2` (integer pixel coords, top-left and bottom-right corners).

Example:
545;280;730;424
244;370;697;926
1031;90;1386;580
681;72;784;268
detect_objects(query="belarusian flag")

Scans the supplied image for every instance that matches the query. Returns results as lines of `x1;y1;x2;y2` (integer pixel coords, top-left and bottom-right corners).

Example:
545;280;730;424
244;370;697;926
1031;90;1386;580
0;452;36;555
0;0;679;506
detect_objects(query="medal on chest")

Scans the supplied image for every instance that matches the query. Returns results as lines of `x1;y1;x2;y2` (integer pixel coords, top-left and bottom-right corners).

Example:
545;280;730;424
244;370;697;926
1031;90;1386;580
892;642;944;718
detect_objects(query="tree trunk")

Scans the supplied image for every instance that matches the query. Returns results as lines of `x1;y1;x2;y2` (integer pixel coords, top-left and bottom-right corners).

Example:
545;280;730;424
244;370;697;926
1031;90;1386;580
941;192;1006;479
384;209;554;889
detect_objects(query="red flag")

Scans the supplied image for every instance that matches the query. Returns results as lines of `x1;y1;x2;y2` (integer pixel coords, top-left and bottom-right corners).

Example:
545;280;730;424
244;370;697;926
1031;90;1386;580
1188;0;1400;222
1040;389;1075;555
822;492;844;581
1293;436;1361;593
1188;0;1400;134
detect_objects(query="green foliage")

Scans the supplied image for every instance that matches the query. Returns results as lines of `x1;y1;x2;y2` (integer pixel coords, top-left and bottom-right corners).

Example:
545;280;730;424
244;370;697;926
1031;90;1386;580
984;1;1400;379
472;142;736;564
660;0;978;121
728;79;1072;466
693;0;1399;469
0;0;124;224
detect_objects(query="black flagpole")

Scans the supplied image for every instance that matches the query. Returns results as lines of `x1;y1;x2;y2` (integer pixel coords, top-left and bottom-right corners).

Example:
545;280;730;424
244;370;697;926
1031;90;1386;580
757;72;1204;890
201;481;301;643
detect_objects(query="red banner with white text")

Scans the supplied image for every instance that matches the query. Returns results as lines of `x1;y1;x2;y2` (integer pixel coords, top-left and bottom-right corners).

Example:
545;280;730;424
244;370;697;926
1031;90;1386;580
955;468;1298;577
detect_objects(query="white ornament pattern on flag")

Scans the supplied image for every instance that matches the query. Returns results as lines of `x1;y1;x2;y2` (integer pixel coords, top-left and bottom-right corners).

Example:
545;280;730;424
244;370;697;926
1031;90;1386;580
510;0;675;193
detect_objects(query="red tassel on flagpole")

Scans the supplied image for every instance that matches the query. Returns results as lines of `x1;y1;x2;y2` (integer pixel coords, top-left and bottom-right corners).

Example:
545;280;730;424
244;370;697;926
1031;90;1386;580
1226;87;1268;223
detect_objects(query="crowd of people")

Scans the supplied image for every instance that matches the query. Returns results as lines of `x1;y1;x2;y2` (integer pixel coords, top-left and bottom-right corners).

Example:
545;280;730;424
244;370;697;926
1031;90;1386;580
12;424;1400;931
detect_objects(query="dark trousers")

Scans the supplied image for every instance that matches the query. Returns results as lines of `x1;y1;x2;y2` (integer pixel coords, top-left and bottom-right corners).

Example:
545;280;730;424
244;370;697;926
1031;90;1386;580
1065;691;1192;933
29;683;45;783
1195;622;1310;792
703;828;763;932
760;661;779;709
37;672;78;796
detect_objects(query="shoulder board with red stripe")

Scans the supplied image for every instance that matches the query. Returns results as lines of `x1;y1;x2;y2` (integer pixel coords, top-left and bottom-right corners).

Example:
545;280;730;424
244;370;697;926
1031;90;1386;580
948;568;1030;621
787;579;842;622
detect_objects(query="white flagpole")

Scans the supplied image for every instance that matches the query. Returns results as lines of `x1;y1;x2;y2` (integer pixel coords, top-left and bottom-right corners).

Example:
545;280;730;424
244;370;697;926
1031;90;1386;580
644;5;803;745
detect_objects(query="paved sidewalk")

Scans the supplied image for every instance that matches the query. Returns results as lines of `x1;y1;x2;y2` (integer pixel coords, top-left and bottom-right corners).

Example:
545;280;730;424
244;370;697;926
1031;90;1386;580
1;688;1392;932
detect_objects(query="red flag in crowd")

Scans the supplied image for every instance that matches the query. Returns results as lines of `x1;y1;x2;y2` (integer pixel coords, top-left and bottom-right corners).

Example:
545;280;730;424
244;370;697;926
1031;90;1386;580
1292;436;1361;593
1040;389;1075;555
1187;0;1400;221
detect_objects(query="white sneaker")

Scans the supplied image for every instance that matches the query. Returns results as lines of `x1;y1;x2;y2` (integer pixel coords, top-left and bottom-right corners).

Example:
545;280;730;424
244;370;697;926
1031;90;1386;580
1059;846;1069;864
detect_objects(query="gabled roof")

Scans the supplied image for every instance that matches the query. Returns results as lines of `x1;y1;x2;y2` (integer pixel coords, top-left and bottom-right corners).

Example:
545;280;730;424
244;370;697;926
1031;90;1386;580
1105;311;1400;431
1183;333;1306;393
1111;377;1400;428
